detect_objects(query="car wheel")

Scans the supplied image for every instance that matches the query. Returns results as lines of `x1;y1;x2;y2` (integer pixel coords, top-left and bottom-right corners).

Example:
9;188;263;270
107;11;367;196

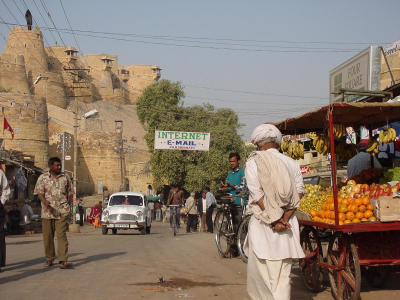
102;227;108;235
146;226;151;234
112;229;117;235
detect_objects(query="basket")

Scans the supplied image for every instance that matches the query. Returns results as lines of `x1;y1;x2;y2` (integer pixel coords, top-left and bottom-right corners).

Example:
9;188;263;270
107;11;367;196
375;196;400;222
295;209;313;221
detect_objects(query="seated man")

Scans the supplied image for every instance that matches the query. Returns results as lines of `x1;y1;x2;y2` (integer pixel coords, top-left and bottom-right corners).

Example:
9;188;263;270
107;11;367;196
8;203;21;234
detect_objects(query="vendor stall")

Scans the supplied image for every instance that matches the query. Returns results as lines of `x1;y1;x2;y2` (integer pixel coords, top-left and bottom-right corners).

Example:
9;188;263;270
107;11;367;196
273;102;400;300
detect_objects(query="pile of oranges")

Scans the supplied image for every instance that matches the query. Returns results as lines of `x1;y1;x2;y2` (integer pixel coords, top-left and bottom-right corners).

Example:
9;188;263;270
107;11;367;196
310;196;377;225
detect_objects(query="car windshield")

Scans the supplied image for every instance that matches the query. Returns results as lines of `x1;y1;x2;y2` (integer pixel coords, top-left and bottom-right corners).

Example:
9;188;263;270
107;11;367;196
109;195;143;206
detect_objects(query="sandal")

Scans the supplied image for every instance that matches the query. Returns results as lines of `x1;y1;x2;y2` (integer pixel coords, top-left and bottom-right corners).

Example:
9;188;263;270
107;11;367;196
45;260;53;267
59;261;72;269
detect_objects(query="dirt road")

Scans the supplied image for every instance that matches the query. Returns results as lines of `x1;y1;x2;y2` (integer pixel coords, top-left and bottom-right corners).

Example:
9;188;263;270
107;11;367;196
1;223;399;299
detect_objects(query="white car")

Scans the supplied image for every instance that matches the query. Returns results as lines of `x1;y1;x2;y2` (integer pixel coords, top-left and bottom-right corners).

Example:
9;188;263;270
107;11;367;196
101;192;151;235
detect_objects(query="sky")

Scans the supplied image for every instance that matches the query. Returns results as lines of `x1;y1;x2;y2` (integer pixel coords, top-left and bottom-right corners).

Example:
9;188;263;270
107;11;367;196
0;0;399;139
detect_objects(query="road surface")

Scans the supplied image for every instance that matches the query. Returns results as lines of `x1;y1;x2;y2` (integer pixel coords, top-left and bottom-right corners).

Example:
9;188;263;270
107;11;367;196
1;222;399;299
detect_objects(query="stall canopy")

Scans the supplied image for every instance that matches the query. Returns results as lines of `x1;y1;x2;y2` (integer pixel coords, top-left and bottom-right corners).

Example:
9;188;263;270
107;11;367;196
272;102;400;135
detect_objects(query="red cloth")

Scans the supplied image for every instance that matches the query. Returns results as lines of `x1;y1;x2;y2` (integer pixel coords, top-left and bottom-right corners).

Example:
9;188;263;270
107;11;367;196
88;206;101;224
3;117;14;139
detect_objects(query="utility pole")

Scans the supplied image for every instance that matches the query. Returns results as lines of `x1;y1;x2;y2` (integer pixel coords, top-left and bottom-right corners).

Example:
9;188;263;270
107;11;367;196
73;98;78;223
115;120;126;191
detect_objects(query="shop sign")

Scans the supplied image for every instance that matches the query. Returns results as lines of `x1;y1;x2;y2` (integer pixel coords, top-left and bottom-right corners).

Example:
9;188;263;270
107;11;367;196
329;46;381;103
154;130;210;151
383;40;400;57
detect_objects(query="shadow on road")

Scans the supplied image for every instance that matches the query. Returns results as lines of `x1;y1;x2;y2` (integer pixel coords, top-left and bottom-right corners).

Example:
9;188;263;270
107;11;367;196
0;251;125;285
7;240;41;246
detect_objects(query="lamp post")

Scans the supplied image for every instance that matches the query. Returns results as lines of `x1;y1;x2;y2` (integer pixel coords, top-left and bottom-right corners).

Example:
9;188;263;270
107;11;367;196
115;120;126;191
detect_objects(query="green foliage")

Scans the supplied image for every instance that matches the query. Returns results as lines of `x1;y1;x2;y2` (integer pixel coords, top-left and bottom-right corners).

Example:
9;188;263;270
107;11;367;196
0;86;11;93
137;79;244;193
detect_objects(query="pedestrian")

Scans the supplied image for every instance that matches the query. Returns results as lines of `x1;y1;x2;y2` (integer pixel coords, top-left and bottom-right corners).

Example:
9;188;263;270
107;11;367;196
154;200;161;221
0;160;11;272
161;204;168;223
77;199;84;226
185;192;198;233
7;203;21;234
245;124;305;300
88;203;102;227
148;200;154;222
167;185;184;229
203;187;217;233
34;157;73;269
20;200;34;232
198;191;207;232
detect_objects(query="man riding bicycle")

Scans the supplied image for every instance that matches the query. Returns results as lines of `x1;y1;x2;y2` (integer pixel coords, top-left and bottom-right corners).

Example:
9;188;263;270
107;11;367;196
219;152;247;232
167;185;184;229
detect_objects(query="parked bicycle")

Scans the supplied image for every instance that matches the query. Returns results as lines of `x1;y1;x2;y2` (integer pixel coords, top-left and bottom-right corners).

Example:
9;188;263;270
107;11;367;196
214;195;250;263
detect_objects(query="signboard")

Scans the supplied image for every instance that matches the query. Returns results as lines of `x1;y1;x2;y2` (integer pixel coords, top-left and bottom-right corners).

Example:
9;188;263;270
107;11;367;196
65;155;71;161
329;46;381;103
383;40;400;57
154;130;210;151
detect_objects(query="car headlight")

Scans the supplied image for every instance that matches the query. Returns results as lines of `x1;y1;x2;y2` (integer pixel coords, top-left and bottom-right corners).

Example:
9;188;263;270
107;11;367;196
136;211;143;219
102;210;109;222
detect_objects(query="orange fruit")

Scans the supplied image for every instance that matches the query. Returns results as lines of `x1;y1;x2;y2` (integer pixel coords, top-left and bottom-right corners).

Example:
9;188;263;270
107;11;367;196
364;210;373;219
362;197;370;206
338;204;348;213
361;218;368;222
329;203;335;211
358;205;366;213
313;216;320;222
338;212;346;221
346;211;355;221
342;198;350;205
368;216;377;222
327;197;333;203
322;203;328;210
310;210;317;217
344;219;352;224
339;220;344;225
367;204;374;211
318;210;324;218
355;212;364;219
329;211;335;219
354;198;362;206
352;218;361;223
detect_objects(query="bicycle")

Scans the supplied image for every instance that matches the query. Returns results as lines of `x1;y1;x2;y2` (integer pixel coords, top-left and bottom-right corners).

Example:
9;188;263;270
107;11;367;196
169;204;180;237
214;195;250;263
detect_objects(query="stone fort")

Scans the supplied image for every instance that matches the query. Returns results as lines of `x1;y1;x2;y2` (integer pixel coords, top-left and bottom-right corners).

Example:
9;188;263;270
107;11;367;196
0;25;160;195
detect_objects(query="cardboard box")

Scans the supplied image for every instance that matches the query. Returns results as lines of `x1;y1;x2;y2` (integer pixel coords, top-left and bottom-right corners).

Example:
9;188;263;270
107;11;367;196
376;196;400;222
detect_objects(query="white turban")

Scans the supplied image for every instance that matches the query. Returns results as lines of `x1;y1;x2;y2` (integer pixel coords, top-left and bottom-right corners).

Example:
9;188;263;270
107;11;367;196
250;124;282;145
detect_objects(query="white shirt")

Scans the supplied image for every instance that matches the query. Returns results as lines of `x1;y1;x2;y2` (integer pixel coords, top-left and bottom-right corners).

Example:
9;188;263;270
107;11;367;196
202;198;207;213
245;148;305;260
0;169;10;205
347;152;383;179
205;192;216;208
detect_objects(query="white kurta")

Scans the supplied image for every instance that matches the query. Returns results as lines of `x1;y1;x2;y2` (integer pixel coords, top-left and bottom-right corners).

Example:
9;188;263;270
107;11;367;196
245;148;305;261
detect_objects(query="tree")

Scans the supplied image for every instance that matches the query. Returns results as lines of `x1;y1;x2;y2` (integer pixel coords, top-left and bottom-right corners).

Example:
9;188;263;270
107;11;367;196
137;80;245;192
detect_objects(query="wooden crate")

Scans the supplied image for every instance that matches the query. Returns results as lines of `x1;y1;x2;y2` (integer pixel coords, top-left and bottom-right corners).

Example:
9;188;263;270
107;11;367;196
376;196;400;222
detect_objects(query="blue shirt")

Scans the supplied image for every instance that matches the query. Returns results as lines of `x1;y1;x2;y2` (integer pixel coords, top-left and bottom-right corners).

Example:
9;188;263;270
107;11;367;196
226;168;245;205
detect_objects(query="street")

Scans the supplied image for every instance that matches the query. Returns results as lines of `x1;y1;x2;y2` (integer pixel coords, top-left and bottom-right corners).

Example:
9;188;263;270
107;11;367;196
1;222;399;300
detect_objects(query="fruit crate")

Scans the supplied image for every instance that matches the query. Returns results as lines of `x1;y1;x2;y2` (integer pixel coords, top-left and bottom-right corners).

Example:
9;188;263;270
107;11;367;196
376;196;400;222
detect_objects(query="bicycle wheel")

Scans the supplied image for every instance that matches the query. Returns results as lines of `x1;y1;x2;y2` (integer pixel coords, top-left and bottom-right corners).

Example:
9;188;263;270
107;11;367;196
237;214;251;263
213;210;223;232
215;213;234;258
172;212;177;237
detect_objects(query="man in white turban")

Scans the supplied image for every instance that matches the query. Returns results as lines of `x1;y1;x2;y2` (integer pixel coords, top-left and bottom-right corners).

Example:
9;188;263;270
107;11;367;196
245;124;305;300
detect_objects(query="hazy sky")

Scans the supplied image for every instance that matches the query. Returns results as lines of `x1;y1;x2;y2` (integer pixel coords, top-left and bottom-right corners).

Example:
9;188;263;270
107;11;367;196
1;1;399;139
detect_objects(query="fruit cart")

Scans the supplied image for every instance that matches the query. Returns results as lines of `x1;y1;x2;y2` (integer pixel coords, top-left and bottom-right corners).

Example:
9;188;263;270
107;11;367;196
274;102;400;300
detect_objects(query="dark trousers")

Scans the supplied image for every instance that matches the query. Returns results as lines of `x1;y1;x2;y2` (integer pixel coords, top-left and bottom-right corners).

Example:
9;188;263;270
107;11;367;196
169;206;180;228
206;206;214;233
231;205;243;233
0;205;6;267
186;214;198;232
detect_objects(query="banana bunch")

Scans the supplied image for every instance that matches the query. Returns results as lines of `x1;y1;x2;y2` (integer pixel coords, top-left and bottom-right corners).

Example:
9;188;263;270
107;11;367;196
306;132;317;139
287;141;304;160
366;139;379;156
313;135;329;155
333;124;346;140
336;142;357;161
281;140;290;153
379;128;397;144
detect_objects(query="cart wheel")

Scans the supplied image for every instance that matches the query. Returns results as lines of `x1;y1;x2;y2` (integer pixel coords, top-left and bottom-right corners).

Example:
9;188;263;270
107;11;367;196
299;226;323;292
327;232;361;300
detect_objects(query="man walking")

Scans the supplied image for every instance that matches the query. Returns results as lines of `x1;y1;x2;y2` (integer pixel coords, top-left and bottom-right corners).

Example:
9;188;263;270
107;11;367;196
34;157;72;269
245;124;305;300
203;187;216;233
167;186;184;229
198;192;207;232
0;161;10;272
185;192;198;233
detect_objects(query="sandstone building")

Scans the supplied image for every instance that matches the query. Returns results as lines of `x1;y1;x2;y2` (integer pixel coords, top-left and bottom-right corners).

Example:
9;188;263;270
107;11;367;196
0;25;159;195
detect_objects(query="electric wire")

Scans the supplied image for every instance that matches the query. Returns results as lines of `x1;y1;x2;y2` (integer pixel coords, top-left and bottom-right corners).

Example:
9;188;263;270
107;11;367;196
58;0;82;53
